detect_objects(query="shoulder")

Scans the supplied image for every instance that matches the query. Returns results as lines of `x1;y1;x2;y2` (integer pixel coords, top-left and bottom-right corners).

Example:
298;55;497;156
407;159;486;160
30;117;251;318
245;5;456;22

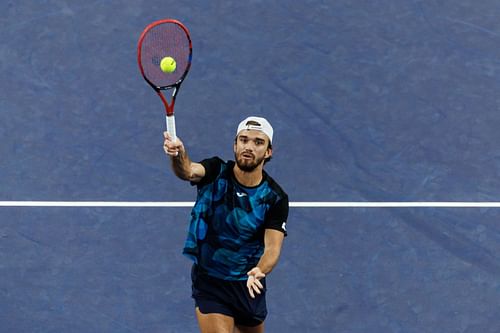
262;173;289;235
199;156;225;170
194;156;228;187
263;171;288;201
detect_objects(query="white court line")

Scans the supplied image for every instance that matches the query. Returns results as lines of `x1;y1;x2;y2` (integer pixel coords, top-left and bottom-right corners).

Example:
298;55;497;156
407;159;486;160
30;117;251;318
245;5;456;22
1;201;500;208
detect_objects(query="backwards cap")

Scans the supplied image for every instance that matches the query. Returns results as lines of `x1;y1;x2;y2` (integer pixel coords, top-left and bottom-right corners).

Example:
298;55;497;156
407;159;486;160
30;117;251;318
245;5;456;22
236;116;273;144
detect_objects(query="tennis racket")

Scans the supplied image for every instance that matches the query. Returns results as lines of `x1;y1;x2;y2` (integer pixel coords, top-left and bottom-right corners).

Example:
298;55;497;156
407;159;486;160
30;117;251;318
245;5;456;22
137;19;192;141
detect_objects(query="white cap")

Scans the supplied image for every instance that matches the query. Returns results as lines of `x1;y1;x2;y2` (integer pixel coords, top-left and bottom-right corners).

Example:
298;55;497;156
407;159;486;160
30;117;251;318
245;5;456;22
236;116;274;144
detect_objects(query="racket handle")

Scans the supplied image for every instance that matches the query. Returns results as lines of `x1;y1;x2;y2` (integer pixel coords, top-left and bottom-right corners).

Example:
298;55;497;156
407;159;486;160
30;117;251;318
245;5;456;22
166;115;177;142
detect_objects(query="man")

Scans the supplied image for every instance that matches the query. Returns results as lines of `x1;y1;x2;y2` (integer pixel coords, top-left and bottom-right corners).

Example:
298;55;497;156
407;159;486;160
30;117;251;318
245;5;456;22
163;116;289;333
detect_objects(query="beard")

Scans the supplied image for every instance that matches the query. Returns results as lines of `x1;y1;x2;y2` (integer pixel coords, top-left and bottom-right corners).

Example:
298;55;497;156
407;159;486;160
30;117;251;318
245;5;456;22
235;152;265;172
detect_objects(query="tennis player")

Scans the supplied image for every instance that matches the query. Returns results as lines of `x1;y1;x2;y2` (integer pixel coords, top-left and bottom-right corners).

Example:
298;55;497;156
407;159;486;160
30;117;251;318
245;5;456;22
163;116;289;333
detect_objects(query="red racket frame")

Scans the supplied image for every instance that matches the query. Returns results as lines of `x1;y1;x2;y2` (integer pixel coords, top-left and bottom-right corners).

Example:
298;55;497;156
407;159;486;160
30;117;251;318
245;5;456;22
137;19;192;117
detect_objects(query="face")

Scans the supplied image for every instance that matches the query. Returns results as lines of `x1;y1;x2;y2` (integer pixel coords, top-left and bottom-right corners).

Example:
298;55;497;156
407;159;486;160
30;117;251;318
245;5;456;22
234;130;272;172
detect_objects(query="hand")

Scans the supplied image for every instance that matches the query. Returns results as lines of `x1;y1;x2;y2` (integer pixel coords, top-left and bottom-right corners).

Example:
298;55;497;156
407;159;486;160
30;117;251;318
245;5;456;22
246;267;266;299
163;131;184;157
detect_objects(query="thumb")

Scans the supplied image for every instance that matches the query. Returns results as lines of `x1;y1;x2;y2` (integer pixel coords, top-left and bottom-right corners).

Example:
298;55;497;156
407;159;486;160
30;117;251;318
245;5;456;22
248;267;265;278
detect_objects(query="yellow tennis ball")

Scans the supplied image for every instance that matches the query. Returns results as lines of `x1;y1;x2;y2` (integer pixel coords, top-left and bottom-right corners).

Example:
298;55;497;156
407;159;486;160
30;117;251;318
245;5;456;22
160;56;176;73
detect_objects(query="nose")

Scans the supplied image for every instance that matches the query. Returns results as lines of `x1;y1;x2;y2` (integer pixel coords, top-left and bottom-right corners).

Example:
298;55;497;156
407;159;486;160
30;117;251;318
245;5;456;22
243;142;255;151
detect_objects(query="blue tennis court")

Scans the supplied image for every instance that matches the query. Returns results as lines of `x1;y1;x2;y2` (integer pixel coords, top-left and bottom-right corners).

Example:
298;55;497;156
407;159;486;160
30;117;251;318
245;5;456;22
2;1;500;332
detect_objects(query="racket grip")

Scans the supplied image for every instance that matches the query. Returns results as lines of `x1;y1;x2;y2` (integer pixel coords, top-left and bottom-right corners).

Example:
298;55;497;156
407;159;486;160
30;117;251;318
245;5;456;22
166;115;177;142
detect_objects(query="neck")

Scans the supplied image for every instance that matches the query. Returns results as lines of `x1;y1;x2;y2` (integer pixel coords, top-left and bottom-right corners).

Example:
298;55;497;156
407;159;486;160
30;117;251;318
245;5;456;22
233;164;263;187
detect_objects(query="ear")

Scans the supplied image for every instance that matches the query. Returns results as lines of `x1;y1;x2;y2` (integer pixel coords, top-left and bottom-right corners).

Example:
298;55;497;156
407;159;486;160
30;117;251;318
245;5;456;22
265;146;273;159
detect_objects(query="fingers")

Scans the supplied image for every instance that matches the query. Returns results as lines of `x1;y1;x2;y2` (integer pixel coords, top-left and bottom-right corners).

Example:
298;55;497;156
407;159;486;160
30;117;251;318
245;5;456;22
247;276;257;298
163;131;182;157
163;131;174;140
247;276;264;299
246;269;266;299
254;278;264;290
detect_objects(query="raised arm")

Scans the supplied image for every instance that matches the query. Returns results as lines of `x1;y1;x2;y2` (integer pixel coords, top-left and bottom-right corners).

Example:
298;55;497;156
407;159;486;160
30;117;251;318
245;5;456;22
163;131;206;183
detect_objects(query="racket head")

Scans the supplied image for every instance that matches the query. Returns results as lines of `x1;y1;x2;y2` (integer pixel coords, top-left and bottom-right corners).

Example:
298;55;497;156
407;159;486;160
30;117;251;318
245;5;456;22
137;19;192;91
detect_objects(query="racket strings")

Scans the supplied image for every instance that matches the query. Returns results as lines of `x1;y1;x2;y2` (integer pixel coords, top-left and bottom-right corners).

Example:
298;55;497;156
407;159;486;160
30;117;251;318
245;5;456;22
140;23;191;88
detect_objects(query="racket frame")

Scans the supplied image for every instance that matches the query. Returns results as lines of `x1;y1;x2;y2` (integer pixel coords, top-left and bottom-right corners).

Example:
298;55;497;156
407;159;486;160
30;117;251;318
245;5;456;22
137;19;193;141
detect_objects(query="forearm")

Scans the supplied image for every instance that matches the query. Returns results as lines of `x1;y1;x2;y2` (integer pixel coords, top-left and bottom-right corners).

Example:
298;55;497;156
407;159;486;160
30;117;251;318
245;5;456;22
164;133;202;182
170;149;193;180
247;231;284;298
256;246;281;275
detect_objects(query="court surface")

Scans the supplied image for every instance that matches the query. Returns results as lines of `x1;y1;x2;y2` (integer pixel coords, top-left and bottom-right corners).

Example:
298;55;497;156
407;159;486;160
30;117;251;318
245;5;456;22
1;1;500;332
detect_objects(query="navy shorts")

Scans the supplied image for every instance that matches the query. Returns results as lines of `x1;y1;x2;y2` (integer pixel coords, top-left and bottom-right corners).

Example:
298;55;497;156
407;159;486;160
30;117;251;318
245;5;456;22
191;264;268;327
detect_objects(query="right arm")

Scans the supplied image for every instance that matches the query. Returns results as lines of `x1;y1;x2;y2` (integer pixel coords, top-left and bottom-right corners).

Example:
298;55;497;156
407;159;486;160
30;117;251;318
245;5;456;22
163;131;205;183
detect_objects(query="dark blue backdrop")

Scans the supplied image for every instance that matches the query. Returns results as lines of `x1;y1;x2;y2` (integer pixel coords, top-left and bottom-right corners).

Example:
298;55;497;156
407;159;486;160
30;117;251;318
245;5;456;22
1;1;500;332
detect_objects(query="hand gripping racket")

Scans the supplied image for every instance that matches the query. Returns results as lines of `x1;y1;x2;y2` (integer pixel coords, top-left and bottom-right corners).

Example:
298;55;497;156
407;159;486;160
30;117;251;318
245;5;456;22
137;19;192;141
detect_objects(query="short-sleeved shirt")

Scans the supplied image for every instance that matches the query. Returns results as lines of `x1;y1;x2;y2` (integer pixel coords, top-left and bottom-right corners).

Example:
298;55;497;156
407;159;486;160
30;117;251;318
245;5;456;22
183;157;289;281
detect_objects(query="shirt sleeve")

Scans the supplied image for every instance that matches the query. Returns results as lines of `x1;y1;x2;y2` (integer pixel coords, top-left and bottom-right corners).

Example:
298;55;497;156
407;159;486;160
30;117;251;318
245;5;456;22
264;194;289;236
191;156;223;187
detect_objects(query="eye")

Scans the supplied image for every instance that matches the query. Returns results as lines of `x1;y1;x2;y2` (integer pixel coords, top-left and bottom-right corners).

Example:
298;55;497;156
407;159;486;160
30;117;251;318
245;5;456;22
255;139;265;146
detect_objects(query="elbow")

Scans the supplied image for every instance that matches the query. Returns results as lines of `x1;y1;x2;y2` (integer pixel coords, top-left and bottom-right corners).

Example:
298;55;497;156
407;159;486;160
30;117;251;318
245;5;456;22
175;168;200;183
175;170;193;181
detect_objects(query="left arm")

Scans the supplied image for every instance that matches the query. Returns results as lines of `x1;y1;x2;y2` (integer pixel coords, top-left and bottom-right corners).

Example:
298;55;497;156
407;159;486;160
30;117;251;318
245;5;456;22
247;229;285;298
256;229;285;274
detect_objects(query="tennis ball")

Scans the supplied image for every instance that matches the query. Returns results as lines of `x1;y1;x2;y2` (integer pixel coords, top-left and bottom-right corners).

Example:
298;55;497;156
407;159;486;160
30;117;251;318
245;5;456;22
160;56;176;73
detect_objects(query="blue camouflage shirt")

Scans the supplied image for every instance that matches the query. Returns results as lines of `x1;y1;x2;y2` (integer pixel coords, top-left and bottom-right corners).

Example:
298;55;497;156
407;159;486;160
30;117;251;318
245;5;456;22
183;157;289;281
